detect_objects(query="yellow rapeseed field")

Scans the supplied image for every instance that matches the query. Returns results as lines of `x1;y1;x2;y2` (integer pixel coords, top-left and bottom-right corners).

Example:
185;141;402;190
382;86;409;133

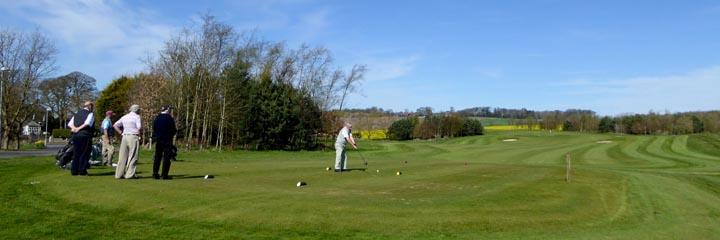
357;130;389;139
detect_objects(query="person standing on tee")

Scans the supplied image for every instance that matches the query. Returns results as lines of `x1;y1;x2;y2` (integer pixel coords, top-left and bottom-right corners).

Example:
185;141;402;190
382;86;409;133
113;104;142;179
67;101;96;176
152;105;177;180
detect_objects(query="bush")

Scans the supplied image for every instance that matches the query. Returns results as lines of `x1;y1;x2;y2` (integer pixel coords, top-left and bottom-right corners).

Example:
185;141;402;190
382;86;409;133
34;140;46;149
461;119;484;136
388;118;415;140
52;129;72;139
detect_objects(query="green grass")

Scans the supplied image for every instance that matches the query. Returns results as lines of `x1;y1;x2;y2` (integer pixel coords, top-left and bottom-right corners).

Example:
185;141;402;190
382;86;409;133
2;131;720;239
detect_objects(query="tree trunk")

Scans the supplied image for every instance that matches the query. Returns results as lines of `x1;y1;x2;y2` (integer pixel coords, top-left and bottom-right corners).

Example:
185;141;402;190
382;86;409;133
216;84;227;151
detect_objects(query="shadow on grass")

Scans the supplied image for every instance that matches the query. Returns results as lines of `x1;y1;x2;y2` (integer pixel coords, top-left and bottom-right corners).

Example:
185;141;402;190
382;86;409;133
170;174;219;179
89;171;116;176
88;168;146;177
343;168;366;172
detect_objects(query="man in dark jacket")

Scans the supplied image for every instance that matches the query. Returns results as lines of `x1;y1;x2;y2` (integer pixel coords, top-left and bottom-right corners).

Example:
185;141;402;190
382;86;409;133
152;105;177;180
67;101;95;176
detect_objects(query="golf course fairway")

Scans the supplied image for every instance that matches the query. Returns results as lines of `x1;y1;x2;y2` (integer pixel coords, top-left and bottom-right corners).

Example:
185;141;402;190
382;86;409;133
1;131;719;239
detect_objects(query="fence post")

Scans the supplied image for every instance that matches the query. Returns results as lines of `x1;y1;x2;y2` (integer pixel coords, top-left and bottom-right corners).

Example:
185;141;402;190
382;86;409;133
566;154;571;182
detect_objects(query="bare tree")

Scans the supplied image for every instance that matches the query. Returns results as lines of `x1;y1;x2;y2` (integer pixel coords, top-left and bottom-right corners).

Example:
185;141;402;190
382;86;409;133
0;29;57;149
147;14;237;150
337;64;367;112
38;78;72;128
128;73;170;147
39;71;96;129
141;15;369;149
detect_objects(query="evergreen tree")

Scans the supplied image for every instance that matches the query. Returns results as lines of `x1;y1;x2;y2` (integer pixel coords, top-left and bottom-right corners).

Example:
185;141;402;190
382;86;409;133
598;116;616;133
95;76;133;123
691;116;705;133
461;118;484;136
387;118;415;140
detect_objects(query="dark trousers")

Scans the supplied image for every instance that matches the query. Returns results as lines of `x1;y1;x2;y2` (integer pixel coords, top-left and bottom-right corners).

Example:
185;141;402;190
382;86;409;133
153;141;173;177
70;134;92;175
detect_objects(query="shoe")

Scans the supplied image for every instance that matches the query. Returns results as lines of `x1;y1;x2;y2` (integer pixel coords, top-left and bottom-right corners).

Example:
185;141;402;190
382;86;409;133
152;174;161;180
334;169;343;172
162;176;173;180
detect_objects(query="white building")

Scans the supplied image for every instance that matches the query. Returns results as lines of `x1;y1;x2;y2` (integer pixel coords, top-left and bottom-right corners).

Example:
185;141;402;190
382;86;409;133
23;121;41;135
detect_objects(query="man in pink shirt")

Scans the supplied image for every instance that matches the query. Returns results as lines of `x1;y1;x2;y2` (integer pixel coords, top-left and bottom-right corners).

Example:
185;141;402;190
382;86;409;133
113;104;143;179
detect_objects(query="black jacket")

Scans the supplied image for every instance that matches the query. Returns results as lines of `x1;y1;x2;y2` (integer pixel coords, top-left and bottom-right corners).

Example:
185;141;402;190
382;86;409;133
153;113;176;143
72;109;96;137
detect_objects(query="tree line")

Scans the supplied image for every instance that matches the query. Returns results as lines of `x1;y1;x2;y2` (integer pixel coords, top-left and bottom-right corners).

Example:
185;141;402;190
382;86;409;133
353;106;720;136
520;110;719;135
387;114;484;140
457;106;720;135
595;111;719;135
95;15;365;150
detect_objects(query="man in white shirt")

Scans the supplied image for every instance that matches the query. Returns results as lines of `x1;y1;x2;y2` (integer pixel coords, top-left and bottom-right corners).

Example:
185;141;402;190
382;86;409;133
334;122;357;172
113;104;143;179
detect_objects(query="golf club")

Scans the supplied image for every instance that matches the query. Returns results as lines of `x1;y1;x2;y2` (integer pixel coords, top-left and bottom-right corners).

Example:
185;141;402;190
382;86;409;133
357;149;368;166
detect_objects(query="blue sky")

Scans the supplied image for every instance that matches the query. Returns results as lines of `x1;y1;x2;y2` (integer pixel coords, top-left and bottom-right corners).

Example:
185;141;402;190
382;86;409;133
2;0;719;116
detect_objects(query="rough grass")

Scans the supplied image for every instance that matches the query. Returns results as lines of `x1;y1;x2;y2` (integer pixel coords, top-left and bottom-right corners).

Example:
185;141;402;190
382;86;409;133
1;131;719;239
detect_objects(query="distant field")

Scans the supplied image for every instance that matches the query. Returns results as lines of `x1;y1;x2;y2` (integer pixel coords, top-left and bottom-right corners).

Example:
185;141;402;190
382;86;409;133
2;131;719;239
470;117;513;126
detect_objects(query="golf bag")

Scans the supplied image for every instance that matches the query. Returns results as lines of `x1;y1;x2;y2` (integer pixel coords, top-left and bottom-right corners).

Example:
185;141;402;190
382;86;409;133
169;144;177;161
55;140;73;169
89;141;103;165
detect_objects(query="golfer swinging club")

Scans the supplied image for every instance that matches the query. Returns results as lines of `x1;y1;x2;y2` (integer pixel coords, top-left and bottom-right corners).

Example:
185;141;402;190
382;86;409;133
335;122;357;172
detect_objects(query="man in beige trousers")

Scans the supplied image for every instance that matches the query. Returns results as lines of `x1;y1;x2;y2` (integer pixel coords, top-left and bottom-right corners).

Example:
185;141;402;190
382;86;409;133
100;110;116;166
113;105;143;179
334;122;357;172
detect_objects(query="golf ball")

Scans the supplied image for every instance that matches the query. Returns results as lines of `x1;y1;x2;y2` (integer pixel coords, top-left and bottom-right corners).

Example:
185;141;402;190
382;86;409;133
325;167;331;171
396;171;402;175
376;169;380;173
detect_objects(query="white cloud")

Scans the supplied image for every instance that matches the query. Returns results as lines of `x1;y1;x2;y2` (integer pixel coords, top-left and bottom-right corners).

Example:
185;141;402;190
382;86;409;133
4;0;175;84
559;65;720;114
11;1;172;51
363;55;420;82
226;0;325;33
297;8;330;32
